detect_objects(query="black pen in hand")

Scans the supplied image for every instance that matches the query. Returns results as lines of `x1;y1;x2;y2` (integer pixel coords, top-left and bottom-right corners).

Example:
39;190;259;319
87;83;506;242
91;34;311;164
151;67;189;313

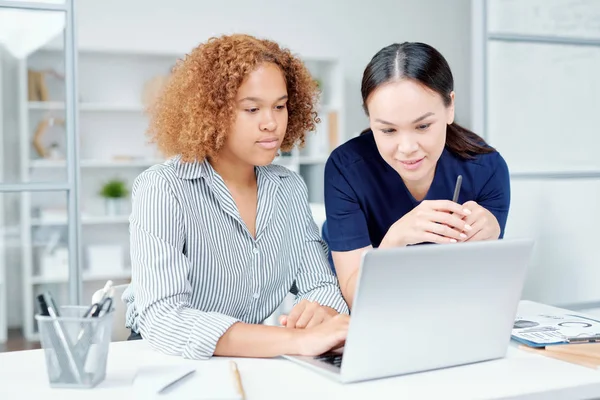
452;175;462;203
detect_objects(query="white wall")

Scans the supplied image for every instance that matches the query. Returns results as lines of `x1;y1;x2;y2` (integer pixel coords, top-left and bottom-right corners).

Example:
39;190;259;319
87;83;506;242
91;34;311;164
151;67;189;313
70;0;473;140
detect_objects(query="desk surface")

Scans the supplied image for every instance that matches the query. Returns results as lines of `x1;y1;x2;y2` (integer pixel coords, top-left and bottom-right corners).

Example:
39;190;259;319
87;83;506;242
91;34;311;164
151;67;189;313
1;301;600;400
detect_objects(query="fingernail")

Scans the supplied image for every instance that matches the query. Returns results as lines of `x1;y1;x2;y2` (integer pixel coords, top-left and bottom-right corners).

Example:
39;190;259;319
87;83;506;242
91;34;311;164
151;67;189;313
463;209;472;215
450;239;457;243
460;233;467;238
464;224;473;231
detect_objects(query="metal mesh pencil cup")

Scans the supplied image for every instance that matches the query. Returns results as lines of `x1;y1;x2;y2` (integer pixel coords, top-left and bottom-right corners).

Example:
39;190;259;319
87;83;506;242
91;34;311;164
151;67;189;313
35;305;114;388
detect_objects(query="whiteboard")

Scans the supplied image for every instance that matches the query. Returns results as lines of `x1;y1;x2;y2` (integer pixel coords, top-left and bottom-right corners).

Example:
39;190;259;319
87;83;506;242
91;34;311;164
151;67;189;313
505;179;600;306
489;0;600;39
487;41;600;173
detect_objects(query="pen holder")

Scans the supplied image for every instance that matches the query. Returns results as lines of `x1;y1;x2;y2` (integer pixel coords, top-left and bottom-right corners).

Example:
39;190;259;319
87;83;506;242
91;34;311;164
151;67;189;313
35;305;114;388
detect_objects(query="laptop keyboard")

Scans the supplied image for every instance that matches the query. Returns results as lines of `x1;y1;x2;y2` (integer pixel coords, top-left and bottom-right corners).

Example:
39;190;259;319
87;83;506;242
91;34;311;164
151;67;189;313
314;353;343;368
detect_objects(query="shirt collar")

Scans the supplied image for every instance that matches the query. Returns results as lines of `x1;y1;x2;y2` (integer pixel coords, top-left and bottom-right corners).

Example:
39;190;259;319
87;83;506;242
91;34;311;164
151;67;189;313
172;155;209;180
172;155;291;182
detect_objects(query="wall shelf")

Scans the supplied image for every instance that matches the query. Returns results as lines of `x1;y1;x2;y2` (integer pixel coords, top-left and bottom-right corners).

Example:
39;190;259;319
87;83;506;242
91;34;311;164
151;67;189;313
30;158;165;168
31;214;130;226
31;269;131;285
29;101;145;112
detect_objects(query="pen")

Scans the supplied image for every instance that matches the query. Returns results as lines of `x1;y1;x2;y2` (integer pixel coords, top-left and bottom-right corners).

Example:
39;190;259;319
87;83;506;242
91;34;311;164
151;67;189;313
567;335;600;343
158;368;196;394
75;280;114;358
452;175;462;203
230;361;246;400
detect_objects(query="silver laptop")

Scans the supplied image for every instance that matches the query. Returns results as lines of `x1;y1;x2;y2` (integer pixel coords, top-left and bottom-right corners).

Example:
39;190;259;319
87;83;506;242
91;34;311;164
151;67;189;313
283;238;534;383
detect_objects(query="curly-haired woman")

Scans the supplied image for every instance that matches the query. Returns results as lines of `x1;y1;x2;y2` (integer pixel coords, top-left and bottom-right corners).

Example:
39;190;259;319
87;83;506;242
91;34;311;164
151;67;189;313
122;34;350;360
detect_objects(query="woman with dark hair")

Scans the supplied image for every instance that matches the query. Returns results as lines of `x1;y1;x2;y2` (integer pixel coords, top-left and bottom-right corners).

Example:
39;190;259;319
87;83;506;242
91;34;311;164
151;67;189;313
323;42;510;308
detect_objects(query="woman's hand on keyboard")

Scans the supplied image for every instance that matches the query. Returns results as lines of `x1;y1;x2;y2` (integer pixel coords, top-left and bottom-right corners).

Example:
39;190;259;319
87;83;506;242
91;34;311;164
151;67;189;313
279;300;338;329
292;314;350;356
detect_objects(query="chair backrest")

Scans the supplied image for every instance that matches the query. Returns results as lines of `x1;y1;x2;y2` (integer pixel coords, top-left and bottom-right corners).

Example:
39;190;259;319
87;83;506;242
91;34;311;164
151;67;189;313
91;283;129;342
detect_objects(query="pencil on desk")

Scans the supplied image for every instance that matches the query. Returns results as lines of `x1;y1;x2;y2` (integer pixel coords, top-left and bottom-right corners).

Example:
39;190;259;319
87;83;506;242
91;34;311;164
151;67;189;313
230;361;246;400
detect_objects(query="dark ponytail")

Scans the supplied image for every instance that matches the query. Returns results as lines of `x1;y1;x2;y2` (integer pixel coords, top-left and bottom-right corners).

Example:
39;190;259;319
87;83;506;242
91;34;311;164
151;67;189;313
360;42;493;159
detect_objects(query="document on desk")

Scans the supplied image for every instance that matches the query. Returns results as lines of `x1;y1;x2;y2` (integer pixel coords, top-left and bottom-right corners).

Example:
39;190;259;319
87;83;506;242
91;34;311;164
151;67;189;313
512;312;600;347
133;362;243;399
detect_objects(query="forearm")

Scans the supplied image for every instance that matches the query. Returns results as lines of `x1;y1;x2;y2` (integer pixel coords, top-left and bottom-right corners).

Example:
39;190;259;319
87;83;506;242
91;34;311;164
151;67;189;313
341;269;359;309
215;322;299;357
379;223;406;248
139;300;238;360
295;241;350;314
295;282;350;315
331;246;371;310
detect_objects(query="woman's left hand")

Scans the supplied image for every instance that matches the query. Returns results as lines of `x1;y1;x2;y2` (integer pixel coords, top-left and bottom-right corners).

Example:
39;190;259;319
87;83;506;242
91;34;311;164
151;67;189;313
461;201;501;241
279;300;339;329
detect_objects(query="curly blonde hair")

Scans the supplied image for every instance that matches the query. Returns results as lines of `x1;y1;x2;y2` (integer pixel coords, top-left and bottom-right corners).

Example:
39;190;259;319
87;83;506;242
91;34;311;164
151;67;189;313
147;34;320;163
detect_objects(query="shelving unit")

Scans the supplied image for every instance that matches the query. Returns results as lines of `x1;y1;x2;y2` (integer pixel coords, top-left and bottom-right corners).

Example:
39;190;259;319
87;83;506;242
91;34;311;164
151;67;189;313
12;46;344;341
0;44;21;344
0;46;6;343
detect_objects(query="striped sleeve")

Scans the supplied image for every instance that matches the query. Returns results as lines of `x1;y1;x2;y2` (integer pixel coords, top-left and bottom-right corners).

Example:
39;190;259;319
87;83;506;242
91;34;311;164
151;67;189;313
292;175;350;315
130;170;239;360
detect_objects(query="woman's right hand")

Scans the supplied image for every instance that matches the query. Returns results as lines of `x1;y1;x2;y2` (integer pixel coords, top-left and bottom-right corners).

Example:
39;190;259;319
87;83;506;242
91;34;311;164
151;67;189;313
292;314;350;356
383;200;473;247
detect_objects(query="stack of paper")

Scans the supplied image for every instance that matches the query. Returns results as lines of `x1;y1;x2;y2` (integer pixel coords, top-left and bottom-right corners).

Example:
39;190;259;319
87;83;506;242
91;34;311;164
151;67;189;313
512;312;600;347
132;361;243;399
513;312;600;369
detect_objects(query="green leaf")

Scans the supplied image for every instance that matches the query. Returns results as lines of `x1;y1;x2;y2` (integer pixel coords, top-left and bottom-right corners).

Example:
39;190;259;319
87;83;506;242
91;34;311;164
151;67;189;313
99;179;128;198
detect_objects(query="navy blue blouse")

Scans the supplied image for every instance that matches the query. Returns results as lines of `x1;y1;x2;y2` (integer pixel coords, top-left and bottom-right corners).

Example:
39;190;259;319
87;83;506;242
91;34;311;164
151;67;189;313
323;131;511;252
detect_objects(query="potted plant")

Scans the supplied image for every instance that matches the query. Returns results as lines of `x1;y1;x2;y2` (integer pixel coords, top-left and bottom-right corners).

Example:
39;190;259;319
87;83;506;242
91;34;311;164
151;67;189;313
99;178;128;216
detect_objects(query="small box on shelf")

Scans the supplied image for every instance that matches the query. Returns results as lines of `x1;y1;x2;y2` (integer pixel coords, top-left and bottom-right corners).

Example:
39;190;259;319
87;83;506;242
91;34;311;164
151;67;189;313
86;244;125;277
39;247;69;281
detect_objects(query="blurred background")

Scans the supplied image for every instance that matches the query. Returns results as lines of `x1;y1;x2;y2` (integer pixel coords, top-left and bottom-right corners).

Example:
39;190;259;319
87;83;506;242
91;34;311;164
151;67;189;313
1;0;599;350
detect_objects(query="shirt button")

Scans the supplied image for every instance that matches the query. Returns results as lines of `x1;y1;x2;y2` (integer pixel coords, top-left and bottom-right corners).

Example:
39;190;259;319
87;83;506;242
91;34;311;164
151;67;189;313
253;248;259;255
253;292;260;299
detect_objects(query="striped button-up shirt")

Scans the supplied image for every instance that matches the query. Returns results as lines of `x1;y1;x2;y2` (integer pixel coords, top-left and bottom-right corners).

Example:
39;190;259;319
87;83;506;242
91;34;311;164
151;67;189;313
122;156;349;360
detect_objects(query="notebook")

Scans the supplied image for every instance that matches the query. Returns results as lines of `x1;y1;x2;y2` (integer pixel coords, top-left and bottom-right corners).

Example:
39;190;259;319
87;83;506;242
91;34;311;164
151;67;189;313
520;344;600;370
132;361;244;399
546;342;600;359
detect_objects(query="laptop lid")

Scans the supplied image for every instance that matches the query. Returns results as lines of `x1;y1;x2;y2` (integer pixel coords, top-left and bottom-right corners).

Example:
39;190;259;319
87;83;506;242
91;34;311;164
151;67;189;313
339;238;534;383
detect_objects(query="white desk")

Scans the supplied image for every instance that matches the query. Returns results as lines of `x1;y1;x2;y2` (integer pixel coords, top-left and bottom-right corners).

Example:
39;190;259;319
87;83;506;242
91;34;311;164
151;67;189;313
2;301;600;399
